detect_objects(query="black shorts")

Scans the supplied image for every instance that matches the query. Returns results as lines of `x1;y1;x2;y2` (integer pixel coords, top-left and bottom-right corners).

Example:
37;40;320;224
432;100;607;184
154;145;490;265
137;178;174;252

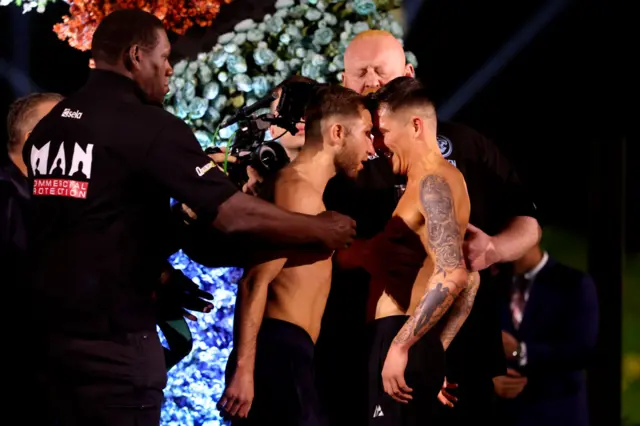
367;315;446;426
226;318;328;426
40;331;167;426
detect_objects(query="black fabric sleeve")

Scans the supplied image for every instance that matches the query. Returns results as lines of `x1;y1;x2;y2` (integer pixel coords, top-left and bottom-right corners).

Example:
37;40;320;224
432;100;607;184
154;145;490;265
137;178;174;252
144;118;238;220
476;133;538;224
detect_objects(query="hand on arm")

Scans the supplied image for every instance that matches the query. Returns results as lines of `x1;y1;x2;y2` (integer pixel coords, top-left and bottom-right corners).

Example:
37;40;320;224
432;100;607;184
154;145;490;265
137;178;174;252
464;129;540;271
464;217;540;272
381;175;469;403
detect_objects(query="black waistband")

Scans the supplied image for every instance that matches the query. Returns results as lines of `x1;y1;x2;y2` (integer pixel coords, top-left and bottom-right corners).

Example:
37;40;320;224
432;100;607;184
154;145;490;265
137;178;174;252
259;318;314;358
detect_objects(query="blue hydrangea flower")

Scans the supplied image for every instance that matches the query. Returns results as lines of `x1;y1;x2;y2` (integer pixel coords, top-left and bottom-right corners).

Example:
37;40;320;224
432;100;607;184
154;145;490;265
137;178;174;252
253;47;277;66
313;27;334;45
226;55;248;74
304;8;322;21
354;0;377;15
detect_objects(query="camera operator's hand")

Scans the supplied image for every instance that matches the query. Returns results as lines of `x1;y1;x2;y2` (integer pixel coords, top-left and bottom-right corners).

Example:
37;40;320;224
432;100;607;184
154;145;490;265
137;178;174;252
156;267;214;321
315;211;357;250
181;203;198;222
242;166;264;196
208;147;237;172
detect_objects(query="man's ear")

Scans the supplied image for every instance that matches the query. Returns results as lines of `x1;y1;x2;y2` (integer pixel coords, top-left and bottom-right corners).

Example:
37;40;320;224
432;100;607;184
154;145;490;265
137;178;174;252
405;63;415;78
412;116;423;139
329;123;345;148
125;45;141;71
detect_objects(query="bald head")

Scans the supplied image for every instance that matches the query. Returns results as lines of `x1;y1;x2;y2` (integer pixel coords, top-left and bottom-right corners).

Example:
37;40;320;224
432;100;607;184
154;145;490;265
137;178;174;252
343;30;414;94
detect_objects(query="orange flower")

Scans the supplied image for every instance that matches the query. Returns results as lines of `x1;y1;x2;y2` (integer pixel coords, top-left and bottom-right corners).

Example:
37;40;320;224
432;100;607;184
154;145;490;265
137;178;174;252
53;0;232;51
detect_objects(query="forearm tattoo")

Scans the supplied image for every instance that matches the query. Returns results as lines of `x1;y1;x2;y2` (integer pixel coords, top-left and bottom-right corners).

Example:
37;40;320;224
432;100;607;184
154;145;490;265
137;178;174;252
393;175;467;346
440;273;480;349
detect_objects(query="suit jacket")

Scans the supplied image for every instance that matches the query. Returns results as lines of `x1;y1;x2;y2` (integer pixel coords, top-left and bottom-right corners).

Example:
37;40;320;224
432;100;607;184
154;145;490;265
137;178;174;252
498;257;599;426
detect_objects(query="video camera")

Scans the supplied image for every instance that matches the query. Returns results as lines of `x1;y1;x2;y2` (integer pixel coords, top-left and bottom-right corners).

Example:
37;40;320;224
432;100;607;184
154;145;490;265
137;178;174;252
207;79;322;188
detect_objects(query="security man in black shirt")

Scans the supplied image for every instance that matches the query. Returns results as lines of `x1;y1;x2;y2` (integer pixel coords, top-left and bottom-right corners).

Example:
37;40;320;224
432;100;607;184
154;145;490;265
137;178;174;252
316;30;540;426
22;10;355;426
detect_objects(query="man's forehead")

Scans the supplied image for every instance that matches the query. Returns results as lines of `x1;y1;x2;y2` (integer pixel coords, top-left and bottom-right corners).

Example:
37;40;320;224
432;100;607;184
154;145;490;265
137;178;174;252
347;48;389;69
376;105;400;127
345;35;404;67
360;108;373;126
156;29;171;51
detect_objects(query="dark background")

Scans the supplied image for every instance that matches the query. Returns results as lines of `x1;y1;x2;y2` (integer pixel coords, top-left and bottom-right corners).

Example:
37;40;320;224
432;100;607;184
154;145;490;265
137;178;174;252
0;0;633;251
0;1;633;424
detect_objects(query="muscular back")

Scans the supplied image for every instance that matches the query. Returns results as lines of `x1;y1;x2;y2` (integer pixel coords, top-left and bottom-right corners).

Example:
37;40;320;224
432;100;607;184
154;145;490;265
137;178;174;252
371;161;472;320
261;168;334;342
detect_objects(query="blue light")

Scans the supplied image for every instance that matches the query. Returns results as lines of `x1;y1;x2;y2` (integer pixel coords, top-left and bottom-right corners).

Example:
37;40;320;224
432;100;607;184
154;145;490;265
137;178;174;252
161;250;242;426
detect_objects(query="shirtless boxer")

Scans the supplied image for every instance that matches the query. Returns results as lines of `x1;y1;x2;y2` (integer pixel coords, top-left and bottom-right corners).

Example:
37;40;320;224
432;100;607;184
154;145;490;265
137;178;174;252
219;85;375;426
363;77;480;426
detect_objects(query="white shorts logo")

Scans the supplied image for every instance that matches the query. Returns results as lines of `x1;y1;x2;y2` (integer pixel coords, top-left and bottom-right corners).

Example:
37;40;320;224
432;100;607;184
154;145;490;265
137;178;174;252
373;405;384;418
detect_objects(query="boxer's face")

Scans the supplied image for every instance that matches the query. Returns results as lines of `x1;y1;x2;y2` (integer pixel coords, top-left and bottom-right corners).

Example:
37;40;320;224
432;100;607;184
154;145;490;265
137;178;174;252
343;33;414;95
376;105;412;174
133;28;173;105
335;107;375;178
269;88;305;154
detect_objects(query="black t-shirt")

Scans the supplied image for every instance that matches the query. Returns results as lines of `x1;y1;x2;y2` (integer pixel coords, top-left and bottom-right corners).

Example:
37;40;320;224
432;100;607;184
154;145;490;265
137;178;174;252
23;70;238;337
321;120;537;387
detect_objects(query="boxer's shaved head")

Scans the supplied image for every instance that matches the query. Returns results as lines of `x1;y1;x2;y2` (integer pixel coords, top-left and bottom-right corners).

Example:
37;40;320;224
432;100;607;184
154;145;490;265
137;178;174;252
343;30;414;95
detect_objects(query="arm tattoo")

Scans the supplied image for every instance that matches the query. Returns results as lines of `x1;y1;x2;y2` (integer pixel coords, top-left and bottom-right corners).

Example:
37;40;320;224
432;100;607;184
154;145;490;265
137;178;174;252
440;273;480;350
392;174;468;347
420;175;464;272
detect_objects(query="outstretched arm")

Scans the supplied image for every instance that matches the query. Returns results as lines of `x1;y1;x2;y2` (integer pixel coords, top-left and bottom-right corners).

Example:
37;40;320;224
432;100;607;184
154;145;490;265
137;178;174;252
439;272;480;350
392;175;469;350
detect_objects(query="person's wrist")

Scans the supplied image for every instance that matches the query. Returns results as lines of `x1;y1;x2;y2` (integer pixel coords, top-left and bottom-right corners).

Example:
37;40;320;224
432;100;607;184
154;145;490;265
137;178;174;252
487;236;504;264
390;340;410;353
235;359;255;376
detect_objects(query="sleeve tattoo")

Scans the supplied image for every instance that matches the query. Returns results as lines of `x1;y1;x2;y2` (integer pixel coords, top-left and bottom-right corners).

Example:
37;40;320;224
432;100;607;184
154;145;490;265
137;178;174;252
392;175;469;348
440;272;480;350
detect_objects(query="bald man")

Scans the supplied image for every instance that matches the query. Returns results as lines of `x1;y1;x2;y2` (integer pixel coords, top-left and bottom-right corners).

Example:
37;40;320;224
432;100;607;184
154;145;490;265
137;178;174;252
342;30;414;95
316;30;541;426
